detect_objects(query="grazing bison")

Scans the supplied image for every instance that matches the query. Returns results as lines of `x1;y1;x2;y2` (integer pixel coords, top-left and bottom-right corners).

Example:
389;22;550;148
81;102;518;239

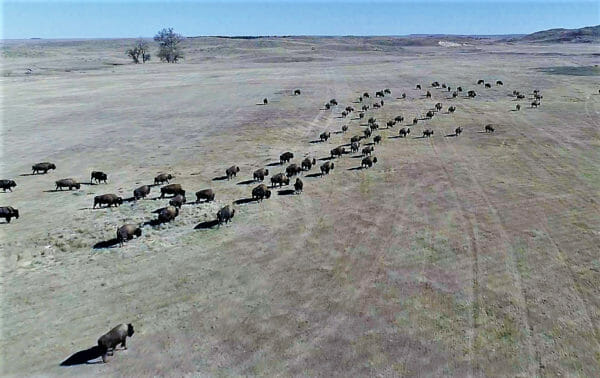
133;185;151;200
294;89;301;95
361;156;378;168
362;146;374;156
169;194;186;208
516;104;521;111
485;125;495;133
294;178;303;194
252;184;271;201
384;88;391;94
416;84;421;90
376;91;384;98
271;173;290;187
330;146;345;158
455;126;463;136
160;183;185;198
217;205;235;225
399;128;410;138
226;166;240;180
477;79;484;85
280;152;294;164
195;189;215;203
158;206;179;223
32;162;56;175
426;110;435;119
91;171;108;184
426;91;432;98
154;173;173;185
0;180;16;192
301;157;317;171
320;131;331;141
97;324;134;363
253;168;269;181
423;129;434;138
363;128;372;138
448;106;456;113
413;118;418;125
485;83;492;88
394;115;404;123
496;80;503;86
55;178;80;191
117;225;141;247
373;135;382;145
341;125;348;133
320;161;334;175
351;142;360;152
468;90;477;98
286;164;302;177
263;98;268;104
93;194;123;208
0;206;19;223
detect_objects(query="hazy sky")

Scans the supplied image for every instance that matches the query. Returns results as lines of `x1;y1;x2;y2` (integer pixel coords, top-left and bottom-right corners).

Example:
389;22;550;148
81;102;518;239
2;1;598;39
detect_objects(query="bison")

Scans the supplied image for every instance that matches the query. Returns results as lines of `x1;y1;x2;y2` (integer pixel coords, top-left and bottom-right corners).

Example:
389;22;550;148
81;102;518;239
423;129;434;138
117;224;141;247
373;135;382;144
330;146;345;158
0;206;19;223
97;324;134;363
496;80;503;86
280;152;294;164
376;91;384;98
286;163;302;177
485;83;492;88
394;115;404;123
253;168;269;181
351;142;360;152
195;189;215;203
32;162;56;175
362;146;374;156
320;131;331;142
154;173;172;185
448;106;456;113
426;91;432;98
455;126;463;136
158;206;179;223
226;166;240;180
252;184;271;201
361;156;378;168
93;194;123;208
55;178;80;191
301;157;317;171
484;125;495;133
169;194;186;208
416;84;421;90
294;89;301;95
477;79;485;85
399;128;410;138
341;125;348;133
160;183;185;198
516;104;521;111
263;98;268;104
0;179;16;192
91;171;107;184
217;205;235;225
271;173;290;187
294;178;303;194
468;90;477;98
320;161;334;175
133;185;151;200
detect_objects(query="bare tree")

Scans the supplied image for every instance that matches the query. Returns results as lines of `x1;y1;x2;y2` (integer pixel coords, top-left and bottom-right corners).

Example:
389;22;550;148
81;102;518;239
154;28;184;63
126;39;150;64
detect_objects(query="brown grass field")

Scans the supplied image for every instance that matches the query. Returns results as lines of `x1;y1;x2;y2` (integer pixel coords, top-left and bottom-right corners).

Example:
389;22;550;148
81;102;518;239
1;36;599;376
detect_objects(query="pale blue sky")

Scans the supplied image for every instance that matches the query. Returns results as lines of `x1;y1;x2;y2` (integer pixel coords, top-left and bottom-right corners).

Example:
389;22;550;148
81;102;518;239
1;1;598;39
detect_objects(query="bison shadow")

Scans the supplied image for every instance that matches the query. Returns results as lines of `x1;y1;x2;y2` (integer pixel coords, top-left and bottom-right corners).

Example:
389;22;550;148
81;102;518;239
348;166;364;171
277;189;296;196
122;196;136;203
445;133;458;137
79;182;96;186
212;175;229;181
237;179;256;185
60;345;104;366
143;219;165;227
266;161;282;167
388;135;401;139
92;238;120;249
234;198;258;205
19;173;39;177
318;157;333;161
194;220;219;229
364;142;375;146
305;173;322;178
350;155;363;159
309;140;324;144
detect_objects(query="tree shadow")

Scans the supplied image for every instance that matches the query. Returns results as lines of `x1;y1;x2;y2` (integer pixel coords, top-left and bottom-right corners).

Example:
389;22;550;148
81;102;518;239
212;175;228;181
277;189;296;196
194;220;219;229
92;238;120;249
234;197;258;205
60;346;104;366
237;179;256;185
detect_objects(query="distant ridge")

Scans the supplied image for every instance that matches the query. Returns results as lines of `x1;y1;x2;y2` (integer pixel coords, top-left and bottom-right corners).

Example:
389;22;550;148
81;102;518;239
510;25;600;43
